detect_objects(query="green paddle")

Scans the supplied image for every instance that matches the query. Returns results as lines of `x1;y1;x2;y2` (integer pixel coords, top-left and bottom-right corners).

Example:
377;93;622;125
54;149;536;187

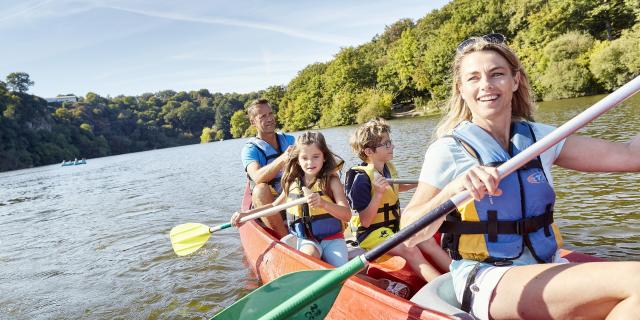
170;196;308;256
213;75;640;320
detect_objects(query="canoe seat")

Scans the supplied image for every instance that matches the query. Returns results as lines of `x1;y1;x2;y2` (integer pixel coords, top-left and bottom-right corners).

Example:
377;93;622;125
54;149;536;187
410;273;474;319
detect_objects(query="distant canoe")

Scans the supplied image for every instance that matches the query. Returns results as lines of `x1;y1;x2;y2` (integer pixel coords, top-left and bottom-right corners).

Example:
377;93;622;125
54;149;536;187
61;159;87;166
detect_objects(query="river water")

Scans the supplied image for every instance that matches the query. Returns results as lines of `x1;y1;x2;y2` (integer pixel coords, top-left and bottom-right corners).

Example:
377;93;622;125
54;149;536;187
1;93;639;319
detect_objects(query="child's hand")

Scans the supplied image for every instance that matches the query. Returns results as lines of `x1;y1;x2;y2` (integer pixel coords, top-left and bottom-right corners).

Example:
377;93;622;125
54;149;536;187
230;211;247;227
372;173;390;194
307;192;323;209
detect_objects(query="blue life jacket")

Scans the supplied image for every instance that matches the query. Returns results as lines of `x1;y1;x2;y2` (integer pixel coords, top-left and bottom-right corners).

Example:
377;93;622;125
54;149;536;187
439;121;563;263
286;180;344;241
246;133;294;193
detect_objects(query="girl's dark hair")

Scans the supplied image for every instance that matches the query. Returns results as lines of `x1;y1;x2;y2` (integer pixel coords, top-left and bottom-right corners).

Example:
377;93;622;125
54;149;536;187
281;131;343;197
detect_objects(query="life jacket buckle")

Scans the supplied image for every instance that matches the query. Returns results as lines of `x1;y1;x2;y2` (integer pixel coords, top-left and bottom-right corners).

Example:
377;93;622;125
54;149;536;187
493;260;513;267
515;220;525;235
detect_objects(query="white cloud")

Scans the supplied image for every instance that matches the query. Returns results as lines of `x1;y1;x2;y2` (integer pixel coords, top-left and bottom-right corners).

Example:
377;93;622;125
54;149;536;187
100;4;357;46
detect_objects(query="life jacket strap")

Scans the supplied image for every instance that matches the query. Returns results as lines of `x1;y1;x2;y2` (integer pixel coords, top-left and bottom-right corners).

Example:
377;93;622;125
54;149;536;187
446;134;543;170
439;209;554;240
460;262;482;313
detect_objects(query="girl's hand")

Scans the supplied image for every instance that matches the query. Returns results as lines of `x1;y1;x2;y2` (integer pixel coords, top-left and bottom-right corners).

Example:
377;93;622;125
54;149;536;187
372;173;390;194
307;192;323;209
230;211;246;227
448;165;502;201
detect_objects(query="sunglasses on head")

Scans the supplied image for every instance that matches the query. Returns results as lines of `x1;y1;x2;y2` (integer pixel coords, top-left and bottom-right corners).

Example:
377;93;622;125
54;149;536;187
456;33;506;52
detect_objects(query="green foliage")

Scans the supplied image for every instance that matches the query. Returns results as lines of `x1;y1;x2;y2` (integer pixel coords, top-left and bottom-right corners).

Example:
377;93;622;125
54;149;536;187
6;72;34;93
243;125;257;137
80;123;93;133
539;31;598;100
260;85;286;114
279;63;327;131
355;89;393;124
377;28;422;103
318;91;358;128
230;110;250;138
543;31;595;62
323;46;376;98
589;24;640;90
200;127;214;143
540;60;595;100
215;129;224;141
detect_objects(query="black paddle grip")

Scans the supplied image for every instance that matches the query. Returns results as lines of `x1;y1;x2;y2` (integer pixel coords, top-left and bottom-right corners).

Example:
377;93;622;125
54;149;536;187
364;200;456;262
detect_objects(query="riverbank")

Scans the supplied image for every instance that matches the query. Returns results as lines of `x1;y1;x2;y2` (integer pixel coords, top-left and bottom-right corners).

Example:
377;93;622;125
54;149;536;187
390;104;441;118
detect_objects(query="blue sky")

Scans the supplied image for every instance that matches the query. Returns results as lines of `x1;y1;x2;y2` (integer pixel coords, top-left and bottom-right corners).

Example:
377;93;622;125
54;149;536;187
0;0;448;98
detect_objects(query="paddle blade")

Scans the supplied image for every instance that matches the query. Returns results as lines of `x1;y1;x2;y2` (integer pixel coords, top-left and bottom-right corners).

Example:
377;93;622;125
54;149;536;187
170;223;212;256
212;269;340;320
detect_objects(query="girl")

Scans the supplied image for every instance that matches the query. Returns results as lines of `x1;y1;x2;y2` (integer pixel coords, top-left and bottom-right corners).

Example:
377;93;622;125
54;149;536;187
232;131;352;266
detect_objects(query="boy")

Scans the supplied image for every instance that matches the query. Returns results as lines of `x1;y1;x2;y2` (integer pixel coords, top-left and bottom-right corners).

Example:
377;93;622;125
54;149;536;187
345;118;451;282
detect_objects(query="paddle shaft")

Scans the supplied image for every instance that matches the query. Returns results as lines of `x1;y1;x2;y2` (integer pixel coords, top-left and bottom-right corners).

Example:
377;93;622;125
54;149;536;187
386;178;419;184
212;196;309;233
366;75;640;262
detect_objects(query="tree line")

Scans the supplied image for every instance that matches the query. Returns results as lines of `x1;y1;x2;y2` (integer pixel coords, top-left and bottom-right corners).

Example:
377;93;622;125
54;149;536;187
1;0;639;172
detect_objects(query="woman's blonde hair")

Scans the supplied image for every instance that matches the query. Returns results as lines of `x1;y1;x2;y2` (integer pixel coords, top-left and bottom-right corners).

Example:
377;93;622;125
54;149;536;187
434;37;536;139
349;118;391;162
281;132;343;197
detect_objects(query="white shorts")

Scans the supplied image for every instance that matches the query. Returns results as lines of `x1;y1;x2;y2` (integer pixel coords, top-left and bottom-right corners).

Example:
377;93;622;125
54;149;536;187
457;250;569;320
466;265;511;320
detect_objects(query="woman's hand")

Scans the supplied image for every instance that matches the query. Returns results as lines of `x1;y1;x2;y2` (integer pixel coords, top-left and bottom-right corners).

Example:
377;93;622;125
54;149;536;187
307;192;324;209
230;211;247;227
448;165;502;200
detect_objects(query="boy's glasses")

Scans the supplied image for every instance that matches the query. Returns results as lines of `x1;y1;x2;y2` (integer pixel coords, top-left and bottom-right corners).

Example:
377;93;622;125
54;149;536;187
375;140;393;149
456;33;506;52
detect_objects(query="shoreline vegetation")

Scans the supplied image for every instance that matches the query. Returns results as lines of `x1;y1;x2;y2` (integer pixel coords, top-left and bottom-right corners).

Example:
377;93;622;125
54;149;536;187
2;0;639;172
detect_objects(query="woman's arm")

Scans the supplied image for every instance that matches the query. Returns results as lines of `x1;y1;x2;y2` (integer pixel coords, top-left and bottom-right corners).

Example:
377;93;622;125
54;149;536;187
556;134;640;172
401;166;501;246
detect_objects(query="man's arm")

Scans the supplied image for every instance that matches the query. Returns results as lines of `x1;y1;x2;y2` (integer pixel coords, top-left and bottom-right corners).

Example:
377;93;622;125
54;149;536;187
246;146;292;183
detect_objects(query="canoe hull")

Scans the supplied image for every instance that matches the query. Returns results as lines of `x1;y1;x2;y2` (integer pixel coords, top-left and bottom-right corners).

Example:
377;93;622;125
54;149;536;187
238;183;452;319
237;182;604;319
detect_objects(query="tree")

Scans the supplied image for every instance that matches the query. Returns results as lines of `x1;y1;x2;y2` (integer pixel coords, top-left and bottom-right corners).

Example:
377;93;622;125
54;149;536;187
200;127;215;143
375;18;416;49
590;24;640;90
6;72;34;93
355;89;393;123
278;63;327;131
230;110;250;138
260;85;286;114
539;31;598;100
377;28;422;103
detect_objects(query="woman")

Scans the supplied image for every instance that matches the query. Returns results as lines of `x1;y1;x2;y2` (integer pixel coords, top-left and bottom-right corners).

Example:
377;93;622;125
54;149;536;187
400;34;640;319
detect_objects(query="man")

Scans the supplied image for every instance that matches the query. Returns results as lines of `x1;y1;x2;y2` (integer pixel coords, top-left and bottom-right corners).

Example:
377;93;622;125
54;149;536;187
241;99;295;238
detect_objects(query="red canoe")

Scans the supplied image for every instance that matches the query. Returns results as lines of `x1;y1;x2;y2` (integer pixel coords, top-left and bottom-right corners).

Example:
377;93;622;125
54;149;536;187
237;182;604;319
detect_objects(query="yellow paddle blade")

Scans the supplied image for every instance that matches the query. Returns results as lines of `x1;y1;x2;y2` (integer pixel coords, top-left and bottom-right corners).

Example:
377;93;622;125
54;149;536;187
170;223;212;256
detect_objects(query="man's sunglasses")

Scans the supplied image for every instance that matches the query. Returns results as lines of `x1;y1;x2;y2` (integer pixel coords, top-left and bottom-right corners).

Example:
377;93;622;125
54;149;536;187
457;33;506;52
